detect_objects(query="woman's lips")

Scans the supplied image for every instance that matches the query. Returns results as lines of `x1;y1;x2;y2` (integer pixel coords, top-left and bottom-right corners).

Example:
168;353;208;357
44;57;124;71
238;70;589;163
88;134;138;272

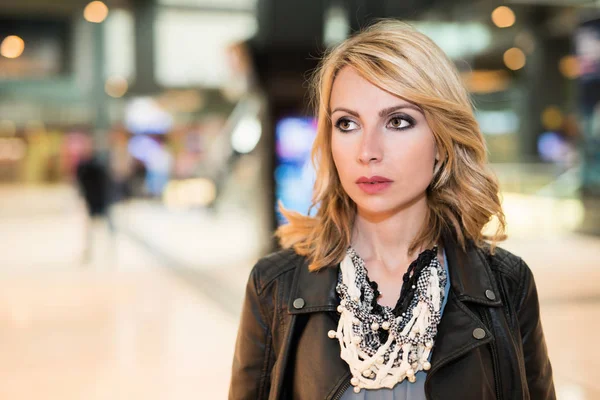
355;176;393;194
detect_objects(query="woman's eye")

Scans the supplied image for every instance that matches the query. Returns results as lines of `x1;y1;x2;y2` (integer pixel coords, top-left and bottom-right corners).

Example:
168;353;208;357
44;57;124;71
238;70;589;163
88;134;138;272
336;119;358;131
388;117;411;129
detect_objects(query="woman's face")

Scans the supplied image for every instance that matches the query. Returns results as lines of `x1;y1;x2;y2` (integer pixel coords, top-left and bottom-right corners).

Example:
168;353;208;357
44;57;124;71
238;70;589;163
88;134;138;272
330;66;438;219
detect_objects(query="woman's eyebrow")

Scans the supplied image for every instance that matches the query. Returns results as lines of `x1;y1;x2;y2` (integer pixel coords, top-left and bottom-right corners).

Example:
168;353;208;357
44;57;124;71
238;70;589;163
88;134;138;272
331;107;360;117
330;104;423;118
378;104;423;117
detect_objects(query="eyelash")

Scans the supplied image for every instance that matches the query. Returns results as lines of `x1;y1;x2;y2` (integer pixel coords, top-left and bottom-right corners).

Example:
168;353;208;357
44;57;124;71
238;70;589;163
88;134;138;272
334;114;416;133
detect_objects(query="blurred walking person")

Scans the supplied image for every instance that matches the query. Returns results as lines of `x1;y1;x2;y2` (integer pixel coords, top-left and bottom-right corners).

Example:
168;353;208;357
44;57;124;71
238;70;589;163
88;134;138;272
75;138;112;265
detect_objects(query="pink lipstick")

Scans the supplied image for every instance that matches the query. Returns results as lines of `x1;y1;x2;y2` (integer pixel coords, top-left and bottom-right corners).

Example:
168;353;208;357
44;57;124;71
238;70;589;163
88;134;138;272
356;176;393;194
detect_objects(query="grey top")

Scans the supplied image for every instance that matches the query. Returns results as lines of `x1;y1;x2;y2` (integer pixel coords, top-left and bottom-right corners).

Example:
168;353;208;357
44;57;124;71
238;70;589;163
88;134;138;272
340;249;450;400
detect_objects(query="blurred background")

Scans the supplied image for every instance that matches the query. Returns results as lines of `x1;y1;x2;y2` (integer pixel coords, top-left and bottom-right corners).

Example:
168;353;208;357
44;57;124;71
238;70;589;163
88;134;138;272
0;0;599;398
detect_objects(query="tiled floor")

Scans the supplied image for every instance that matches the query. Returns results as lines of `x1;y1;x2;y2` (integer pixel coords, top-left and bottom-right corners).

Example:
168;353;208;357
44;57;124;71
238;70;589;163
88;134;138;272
1;184;599;399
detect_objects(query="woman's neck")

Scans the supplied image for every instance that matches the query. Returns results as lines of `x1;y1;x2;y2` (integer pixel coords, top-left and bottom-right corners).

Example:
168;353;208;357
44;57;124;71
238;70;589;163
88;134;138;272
351;196;430;274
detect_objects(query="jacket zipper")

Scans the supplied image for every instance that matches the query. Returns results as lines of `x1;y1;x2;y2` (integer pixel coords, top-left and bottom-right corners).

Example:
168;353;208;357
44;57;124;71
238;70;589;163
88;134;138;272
331;373;351;400
480;308;503;400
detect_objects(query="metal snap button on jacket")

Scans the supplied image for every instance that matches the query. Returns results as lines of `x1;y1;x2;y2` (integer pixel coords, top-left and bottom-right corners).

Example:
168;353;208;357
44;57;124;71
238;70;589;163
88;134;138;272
485;290;496;301
473;328;486;340
293;298;305;309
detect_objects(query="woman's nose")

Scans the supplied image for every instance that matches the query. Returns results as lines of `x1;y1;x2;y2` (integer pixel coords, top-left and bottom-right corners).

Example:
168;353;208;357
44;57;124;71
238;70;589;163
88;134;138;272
357;130;382;164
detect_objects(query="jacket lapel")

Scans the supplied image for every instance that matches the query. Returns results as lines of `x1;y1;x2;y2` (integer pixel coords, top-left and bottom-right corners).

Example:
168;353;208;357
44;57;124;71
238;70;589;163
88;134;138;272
288;256;339;315
424;232;504;395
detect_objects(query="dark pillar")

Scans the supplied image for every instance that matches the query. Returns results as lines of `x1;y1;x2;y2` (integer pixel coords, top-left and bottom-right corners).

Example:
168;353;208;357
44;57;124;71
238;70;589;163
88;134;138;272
92;21;109;149
519;9;571;162
131;0;158;94
576;16;600;235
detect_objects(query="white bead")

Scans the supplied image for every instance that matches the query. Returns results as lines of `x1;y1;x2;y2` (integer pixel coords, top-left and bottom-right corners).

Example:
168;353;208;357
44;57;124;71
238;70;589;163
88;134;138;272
377;357;384;364
352;336;361;344
371;322;379;331
353;386;361;394
340;299;347;306
423;361;431;371
351;377;359;386
382;321;390;330
353;317;360;325
426;341;433;349
337;305;344;313
328;330;337;339
408;375;416;383
406;368;415;377
411;325;419;333
352;296;359;302
362;370;371;377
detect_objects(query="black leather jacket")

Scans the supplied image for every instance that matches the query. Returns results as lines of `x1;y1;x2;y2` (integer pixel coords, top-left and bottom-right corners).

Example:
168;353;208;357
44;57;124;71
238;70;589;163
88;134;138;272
229;233;556;400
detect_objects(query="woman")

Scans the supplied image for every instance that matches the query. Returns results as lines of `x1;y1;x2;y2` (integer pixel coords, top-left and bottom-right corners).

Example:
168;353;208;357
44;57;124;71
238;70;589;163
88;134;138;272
229;20;555;400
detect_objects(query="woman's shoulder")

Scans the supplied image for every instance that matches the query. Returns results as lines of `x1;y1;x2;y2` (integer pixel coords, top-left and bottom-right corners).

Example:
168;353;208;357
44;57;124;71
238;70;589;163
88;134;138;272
247;248;306;295
476;243;537;291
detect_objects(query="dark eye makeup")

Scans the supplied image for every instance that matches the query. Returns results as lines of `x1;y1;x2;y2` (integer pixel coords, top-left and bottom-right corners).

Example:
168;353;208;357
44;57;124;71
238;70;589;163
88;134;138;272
386;113;416;130
333;113;416;133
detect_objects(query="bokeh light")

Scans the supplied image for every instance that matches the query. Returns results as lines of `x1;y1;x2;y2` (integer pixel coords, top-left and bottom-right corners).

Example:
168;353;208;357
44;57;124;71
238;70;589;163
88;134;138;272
559;55;579;79
105;76;128;98
541;106;564;130
491;6;516;28
515;31;536;54
163;178;217;209
503;47;526;70
84;1;109;23
0;35;25;59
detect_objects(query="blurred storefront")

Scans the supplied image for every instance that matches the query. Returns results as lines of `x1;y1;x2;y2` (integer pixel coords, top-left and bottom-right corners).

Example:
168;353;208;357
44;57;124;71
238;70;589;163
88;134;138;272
0;0;598;242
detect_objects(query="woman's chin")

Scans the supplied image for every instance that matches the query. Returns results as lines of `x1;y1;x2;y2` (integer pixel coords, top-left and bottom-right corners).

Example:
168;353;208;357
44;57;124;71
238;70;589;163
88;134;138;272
354;202;400;220
353;195;427;219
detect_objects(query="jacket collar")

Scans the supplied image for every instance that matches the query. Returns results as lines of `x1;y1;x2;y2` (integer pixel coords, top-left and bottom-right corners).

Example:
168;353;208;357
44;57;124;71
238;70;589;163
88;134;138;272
288;230;502;314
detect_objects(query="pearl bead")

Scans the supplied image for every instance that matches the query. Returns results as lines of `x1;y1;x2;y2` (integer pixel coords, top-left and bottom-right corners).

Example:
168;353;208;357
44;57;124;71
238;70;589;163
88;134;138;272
408;375;416;383
426;341;433;349
411;326;419;333
362;370;371;377
352;296;359;302
352;336;361;344
337;305;344;313
423;361;431;371
351;377;359;386
340;299;347;306
371;322;379;331
353;386;361;394
353;317;360;325
377;357;384;364
407;368;415;377
382;321;390;330
328;330;337;339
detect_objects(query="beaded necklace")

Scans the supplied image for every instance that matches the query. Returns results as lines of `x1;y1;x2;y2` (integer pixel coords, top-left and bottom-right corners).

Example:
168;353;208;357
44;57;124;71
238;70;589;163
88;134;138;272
328;246;447;393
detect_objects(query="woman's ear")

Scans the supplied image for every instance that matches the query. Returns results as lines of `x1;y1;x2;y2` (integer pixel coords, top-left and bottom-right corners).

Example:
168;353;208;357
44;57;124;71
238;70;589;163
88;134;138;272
433;146;441;173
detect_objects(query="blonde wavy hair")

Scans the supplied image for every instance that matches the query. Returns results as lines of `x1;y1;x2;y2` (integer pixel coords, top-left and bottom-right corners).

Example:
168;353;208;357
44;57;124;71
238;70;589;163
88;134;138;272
276;20;506;271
